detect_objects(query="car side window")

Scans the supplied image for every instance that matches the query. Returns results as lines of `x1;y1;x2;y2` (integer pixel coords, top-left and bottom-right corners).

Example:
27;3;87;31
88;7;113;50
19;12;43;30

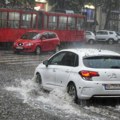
41;33;48;40
103;31;108;35
86;32;91;35
49;52;66;65
49;51;78;67
96;31;102;35
61;52;78;66
96;31;108;35
48;32;57;39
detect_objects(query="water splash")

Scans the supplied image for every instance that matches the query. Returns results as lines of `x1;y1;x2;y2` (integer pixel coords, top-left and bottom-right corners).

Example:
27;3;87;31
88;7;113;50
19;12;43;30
5;78;109;120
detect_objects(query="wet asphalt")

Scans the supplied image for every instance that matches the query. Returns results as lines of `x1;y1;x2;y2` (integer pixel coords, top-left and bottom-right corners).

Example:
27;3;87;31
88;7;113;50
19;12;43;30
1;43;120;120
0;51;63;120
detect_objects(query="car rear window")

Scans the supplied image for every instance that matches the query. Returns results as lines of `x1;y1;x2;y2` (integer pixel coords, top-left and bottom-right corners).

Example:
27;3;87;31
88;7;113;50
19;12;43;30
83;56;120;69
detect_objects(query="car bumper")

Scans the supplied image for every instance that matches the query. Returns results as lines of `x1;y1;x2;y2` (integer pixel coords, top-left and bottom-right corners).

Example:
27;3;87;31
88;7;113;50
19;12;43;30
14;46;35;53
77;82;120;100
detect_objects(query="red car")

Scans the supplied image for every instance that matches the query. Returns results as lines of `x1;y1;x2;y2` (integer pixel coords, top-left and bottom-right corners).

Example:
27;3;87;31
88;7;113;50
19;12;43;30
13;30;60;54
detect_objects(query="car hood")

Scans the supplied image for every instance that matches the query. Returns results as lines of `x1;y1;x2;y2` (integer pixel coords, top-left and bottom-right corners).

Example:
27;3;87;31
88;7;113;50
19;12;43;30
15;39;34;44
15;39;33;43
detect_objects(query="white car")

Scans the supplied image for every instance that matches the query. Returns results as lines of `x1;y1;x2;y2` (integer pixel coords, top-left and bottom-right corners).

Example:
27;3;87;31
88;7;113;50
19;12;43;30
34;48;120;103
116;32;120;43
85;31;96;44
96;30;118;44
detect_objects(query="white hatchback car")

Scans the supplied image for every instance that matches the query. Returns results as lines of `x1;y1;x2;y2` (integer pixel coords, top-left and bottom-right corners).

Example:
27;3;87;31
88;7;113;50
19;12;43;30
85;31;96;44
34;48;120;102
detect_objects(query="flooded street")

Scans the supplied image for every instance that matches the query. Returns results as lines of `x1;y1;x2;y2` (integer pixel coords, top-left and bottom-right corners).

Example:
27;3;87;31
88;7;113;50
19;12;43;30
1;44;120;120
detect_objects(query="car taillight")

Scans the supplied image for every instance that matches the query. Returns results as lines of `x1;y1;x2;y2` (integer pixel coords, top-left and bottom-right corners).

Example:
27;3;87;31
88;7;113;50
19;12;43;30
79;70;99;80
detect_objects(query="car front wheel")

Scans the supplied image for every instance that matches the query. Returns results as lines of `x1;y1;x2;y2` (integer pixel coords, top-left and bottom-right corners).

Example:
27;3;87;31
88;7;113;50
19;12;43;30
35;46;41;55
88;39;94;44
108;39;114;44
36;73;42;85
118;39;120;44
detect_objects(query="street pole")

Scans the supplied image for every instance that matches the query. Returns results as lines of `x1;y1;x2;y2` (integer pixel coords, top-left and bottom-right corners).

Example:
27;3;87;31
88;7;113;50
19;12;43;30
94;0;97;33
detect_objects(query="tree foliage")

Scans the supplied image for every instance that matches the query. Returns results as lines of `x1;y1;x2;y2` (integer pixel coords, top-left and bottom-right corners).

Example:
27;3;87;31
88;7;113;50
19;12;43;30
103;0;119;29
48;0;102;11
47;0;85;11
2;0;36;9
47;0;119;29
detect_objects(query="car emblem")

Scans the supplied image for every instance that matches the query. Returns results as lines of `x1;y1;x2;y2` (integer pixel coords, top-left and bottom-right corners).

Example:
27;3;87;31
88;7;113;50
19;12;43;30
108;73;117;79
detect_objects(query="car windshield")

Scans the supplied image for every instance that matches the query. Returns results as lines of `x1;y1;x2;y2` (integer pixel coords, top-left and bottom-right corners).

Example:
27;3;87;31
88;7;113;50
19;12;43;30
86;32;91;35
21;32;41;40
83;56;120;69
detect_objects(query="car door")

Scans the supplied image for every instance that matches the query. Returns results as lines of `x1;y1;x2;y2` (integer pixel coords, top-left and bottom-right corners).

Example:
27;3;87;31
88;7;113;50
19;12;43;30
47;32;58;50
41;52;67;89
55;52;78;88
96;31;108;41
40;32;52;51
44;51;77;89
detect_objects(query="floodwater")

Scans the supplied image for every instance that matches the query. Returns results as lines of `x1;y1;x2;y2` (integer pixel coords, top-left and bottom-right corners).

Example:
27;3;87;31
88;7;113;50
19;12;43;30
4;78;120;120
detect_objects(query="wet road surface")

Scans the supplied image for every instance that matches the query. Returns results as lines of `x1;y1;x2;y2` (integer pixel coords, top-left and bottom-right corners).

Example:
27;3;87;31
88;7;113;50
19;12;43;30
1;44;120;120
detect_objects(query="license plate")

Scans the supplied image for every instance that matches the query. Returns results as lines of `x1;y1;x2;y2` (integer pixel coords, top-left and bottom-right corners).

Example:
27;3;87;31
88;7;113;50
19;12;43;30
105;84;120;90
16;46;23;49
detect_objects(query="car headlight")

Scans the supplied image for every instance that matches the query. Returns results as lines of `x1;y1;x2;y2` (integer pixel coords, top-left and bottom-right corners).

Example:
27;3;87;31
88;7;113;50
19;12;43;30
26;43;33;46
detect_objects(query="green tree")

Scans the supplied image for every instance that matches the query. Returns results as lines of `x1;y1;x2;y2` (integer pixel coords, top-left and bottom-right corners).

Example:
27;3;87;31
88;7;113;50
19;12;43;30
7;0;35;8
0;0;6;7
47;0;85;12
47;0;66;10
103;0;119;29
47;0;103;13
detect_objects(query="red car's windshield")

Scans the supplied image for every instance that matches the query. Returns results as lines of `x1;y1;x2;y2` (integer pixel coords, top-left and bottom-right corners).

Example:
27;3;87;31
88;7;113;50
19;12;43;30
21;32;41;40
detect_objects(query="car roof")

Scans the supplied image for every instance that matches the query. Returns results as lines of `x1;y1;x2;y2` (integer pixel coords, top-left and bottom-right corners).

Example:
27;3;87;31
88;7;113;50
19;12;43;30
96;30;115;32
26;30;56;34
59;48;120;57
86;31;93;32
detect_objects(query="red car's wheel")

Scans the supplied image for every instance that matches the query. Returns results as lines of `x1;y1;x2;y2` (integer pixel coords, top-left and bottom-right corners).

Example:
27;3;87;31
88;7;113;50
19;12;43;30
35;46;41;55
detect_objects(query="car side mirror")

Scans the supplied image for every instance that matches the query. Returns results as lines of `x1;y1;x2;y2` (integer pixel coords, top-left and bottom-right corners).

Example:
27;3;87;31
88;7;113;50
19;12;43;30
43;60;49;67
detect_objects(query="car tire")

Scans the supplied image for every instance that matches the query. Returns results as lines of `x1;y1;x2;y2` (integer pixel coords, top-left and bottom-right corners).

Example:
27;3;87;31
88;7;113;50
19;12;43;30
36;73;42;85
118;39;120;44
55;46;59;53
88;39;94;44
67;82;78;103
108;39;114;44
35;46;41;55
